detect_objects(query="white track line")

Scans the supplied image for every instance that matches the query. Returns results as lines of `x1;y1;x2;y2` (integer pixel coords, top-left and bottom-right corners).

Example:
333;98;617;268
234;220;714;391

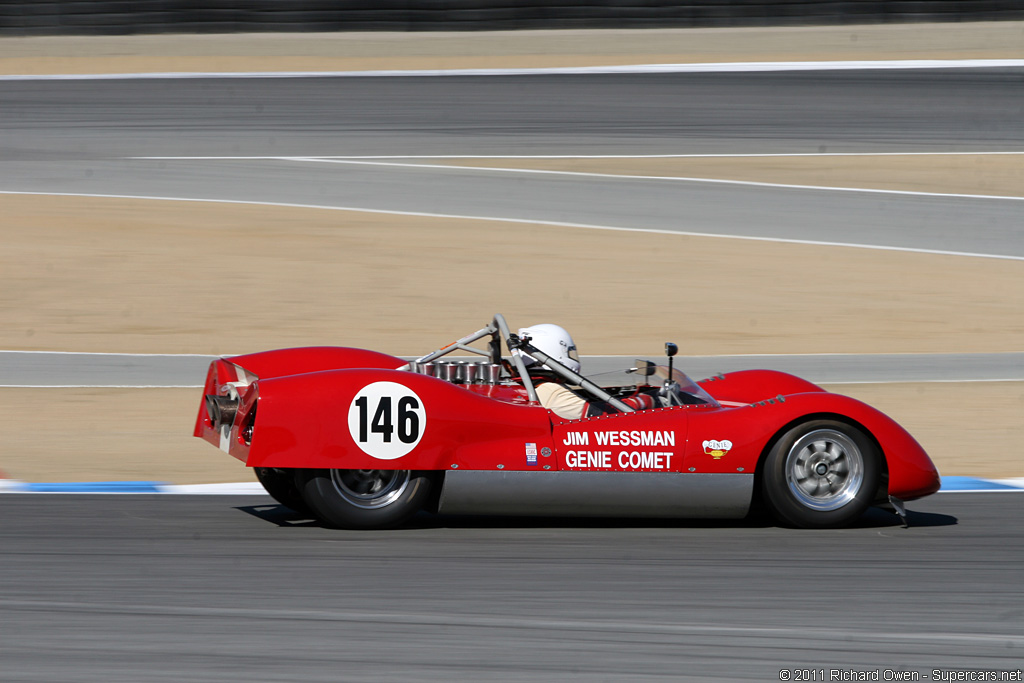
272;156;1024;202
159;482;266;494
126;154;1024;202
134;152;1024;159
3;59;1024;81
3;190;1021;262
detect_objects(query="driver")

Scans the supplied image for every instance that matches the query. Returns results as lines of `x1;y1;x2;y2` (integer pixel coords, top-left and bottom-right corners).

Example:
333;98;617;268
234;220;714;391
518;324;588;420
518;324;655;420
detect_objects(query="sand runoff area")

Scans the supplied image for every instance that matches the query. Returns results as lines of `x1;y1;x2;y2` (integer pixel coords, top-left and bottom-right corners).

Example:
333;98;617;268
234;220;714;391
0;21;1022;74
1;24;1022;482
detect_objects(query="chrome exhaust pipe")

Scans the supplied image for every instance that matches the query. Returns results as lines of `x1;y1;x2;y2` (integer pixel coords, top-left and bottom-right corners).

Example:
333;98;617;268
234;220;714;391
205;394;239;428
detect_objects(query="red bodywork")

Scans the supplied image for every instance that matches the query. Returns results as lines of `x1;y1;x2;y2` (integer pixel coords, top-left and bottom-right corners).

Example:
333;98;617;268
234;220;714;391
195;347;940;503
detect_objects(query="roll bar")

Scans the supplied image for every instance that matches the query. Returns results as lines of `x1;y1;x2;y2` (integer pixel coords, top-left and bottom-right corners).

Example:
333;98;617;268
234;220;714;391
491;314;539;404
408;313;634;413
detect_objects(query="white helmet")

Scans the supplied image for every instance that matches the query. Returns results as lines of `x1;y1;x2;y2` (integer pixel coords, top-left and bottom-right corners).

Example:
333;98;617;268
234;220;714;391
517;324;581;373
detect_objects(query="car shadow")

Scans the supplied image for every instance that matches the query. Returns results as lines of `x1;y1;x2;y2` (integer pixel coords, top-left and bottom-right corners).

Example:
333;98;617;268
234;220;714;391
236;503;956;531
851;506;958;529
235;504;769;530
409;513;775;530
414;507;957;530
235;504;322;527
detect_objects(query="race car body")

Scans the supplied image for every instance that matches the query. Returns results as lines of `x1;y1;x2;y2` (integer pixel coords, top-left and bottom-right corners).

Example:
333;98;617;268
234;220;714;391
195;314;940;529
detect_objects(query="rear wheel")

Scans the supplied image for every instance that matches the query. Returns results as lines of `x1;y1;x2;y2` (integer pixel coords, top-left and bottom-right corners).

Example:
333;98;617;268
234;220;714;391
254;467;309;514
298;468;436;529
761;420;880;528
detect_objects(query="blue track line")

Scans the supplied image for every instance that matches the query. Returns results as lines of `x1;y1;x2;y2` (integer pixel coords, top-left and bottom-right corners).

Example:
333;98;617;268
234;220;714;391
938;476;1024;492
10;481;164;494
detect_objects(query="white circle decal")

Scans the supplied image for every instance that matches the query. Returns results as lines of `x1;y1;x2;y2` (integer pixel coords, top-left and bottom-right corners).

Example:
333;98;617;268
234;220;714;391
347;381;426;460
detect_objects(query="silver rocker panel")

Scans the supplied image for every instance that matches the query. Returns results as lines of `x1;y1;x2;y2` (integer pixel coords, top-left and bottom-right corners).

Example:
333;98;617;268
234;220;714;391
437;470;753;519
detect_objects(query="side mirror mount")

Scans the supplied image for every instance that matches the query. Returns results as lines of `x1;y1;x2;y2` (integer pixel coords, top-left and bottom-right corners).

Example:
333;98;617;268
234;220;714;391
665;342;678;384
660;342;681;406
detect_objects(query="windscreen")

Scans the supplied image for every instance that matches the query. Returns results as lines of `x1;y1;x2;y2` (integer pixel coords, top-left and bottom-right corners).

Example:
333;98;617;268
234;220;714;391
649;364;720;407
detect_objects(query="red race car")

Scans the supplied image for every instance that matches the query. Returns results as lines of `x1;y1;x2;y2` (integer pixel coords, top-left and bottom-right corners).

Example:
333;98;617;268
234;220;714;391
195;314;939;529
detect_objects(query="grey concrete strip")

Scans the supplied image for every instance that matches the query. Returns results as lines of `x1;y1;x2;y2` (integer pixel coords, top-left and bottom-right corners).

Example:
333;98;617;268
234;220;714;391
0;494;1018;681
627;353;1024;384
5;158;1023;259
582;354;1024;385
0;352;215;387
2;351;1021;386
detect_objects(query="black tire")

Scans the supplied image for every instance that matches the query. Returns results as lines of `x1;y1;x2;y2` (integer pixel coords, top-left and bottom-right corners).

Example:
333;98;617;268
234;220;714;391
254;467;310;514
761;420;880;529
298;469;436;530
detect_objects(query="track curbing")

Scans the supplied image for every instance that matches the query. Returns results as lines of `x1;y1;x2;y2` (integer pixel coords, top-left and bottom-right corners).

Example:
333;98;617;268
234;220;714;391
0;477;1020;494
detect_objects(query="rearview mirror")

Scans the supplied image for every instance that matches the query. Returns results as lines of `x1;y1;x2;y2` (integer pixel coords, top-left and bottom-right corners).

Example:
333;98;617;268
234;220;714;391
632;360;656;376
665;342;678;358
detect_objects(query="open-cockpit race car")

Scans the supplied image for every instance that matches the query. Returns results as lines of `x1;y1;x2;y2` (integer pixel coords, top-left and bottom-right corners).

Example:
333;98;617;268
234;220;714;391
195;314;940;529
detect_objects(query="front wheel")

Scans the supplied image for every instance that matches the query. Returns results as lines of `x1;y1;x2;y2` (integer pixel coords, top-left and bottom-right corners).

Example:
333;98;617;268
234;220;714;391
761;420;880;528
298;469;437;529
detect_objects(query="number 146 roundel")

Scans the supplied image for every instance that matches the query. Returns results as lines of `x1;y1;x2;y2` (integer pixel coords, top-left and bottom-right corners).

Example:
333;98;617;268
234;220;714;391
348;381;425;459
194;314;940;530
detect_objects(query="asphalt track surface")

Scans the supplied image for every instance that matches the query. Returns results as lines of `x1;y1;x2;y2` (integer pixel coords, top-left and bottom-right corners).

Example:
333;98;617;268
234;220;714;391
0;493;1021;682
2;70;1024;258
6;70;1024;158
3;68;1023;680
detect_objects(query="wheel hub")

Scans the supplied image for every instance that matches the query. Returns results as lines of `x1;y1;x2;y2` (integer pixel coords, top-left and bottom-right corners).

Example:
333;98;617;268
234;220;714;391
330;469;411;509
785;429;864;511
